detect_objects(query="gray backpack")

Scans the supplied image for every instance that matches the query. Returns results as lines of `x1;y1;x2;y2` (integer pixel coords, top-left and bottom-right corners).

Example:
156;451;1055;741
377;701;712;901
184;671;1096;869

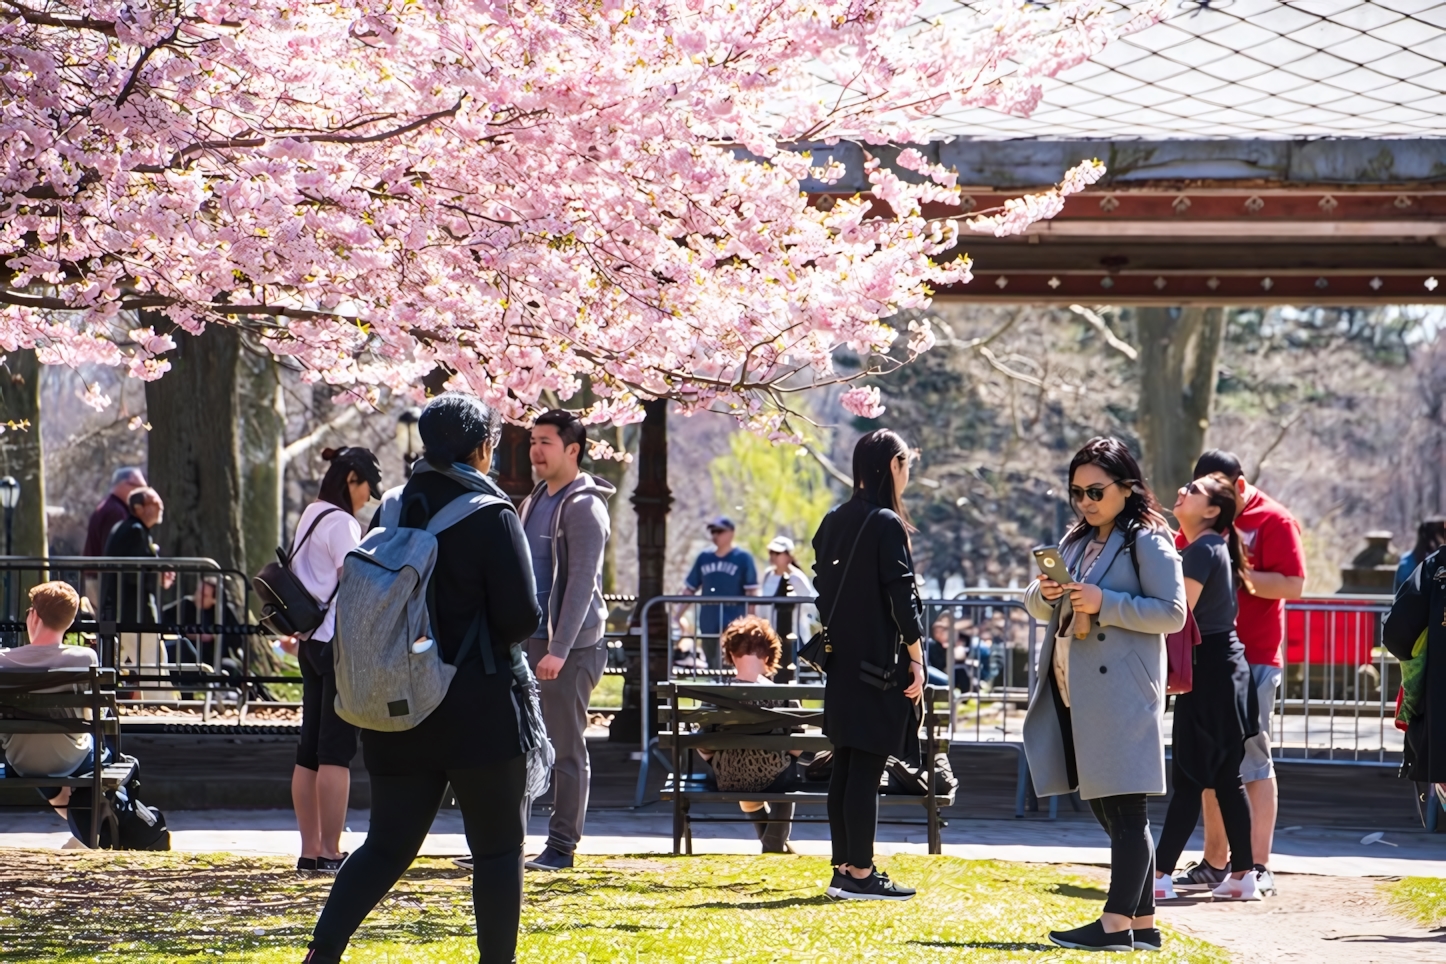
330;487;509;731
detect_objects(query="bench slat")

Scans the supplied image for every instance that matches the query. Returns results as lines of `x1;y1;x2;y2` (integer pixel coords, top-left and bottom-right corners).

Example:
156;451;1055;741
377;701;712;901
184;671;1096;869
2;761;137;789
660;788;957;806
659;733;832;751
0;720;119;734
2;693;114;709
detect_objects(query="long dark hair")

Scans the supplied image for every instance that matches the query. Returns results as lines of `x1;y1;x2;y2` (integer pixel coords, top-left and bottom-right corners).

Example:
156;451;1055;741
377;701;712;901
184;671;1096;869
1192;472;1253;593
317;447;381;511
1063;436;1168;546
852;429;913;532
1413;517;1446;562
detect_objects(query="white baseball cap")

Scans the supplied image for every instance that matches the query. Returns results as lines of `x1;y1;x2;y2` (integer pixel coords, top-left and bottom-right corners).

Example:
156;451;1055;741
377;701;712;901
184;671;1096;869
766;535;795;555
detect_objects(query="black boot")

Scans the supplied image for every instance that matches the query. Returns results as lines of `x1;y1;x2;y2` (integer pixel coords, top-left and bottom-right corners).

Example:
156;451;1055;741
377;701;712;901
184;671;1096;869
302;945;342;964
761;802;794;853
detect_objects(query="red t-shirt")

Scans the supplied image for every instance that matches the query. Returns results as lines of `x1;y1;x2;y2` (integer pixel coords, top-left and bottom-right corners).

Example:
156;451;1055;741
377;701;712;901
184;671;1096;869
1176;487;1305;666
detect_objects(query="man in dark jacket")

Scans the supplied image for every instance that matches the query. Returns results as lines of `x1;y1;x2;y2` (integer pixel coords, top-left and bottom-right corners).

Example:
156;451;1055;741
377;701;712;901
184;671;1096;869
81;466;146;610
1384;546;1446;811
101;487;166;681
307;392;541;964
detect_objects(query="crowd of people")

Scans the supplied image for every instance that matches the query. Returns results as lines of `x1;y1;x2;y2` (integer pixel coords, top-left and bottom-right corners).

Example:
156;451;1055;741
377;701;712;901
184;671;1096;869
24;391;1446;960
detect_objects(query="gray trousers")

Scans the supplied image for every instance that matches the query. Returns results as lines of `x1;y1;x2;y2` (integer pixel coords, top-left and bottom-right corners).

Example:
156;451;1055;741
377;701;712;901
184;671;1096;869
526;637;607;855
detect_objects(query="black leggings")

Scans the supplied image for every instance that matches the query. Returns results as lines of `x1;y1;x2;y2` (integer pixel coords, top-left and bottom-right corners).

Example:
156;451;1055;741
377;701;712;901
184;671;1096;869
1156;747;1253;876
1090;794;1155;919
310;755;527;963
827;746;889;869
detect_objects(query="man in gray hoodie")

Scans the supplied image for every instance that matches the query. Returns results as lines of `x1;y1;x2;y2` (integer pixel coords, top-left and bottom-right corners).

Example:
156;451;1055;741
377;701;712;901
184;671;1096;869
519;409;615;870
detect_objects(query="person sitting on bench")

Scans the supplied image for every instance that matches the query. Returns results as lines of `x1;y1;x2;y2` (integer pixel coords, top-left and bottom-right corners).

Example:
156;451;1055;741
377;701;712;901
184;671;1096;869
697;616;802;854
0;581;105;821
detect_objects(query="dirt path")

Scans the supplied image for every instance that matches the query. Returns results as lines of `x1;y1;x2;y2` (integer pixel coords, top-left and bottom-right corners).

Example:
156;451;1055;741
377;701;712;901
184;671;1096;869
1153;874;1445;963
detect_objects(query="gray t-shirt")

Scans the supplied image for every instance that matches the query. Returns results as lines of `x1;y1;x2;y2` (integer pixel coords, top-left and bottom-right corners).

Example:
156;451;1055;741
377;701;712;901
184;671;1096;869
524;486;566;631
1181;531;1238;636
0;643;98;777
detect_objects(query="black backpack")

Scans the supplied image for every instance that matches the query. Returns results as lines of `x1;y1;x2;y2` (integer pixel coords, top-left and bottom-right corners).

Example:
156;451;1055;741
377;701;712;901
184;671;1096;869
253;506;344;637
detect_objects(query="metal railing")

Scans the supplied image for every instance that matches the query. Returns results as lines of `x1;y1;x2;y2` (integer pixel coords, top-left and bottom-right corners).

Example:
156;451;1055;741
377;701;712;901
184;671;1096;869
0;556;288;721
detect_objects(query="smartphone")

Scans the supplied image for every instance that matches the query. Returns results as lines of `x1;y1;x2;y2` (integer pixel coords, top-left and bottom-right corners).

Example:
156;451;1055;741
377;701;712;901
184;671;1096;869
1032;545;1070;581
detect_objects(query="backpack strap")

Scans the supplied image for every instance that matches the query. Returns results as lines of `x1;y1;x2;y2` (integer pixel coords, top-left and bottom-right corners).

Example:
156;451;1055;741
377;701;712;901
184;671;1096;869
287;506;345;565
426;492;511;535
421;491;511;673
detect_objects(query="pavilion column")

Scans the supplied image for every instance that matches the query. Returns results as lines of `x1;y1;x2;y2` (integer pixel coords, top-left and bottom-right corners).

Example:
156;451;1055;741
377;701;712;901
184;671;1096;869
611;399;671;743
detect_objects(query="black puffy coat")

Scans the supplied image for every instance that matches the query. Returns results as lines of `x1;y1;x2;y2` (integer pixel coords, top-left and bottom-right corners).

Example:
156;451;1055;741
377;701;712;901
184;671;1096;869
1384;547;1446;783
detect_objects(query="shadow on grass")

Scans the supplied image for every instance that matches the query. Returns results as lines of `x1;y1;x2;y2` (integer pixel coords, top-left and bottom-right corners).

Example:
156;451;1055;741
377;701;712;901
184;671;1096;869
909;940;1057;952
688;894;837;911
1048;884;1108;901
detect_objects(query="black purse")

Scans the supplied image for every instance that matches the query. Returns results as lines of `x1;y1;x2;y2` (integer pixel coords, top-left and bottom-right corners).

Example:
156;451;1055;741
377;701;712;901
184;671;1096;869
797;508;878;674
252;506;344;637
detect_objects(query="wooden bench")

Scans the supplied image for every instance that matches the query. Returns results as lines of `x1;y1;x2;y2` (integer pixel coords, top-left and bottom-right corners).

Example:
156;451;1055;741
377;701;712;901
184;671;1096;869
656;682;954;855
0;667;130;847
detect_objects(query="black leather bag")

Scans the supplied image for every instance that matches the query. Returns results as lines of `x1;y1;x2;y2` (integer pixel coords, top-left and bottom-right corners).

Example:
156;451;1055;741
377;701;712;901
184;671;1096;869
798;509;879;674
252;507;344;637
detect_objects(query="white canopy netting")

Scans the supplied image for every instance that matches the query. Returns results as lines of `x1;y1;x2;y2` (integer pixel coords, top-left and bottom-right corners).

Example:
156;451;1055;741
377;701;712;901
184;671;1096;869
916;0;1446;138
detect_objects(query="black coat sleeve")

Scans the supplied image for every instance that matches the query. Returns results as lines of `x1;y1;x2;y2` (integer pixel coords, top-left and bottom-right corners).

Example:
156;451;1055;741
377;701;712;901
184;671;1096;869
483;506;543;645
878;512;924;646
1383;553;1431;661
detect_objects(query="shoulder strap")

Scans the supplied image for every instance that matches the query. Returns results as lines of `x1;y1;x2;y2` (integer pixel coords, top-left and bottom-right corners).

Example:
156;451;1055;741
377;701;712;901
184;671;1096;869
427;491;511;535
825;508;879;626
288;506;346;564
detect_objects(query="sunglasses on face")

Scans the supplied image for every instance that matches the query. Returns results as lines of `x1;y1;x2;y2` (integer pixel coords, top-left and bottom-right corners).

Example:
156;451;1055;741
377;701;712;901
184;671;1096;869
1069;481;1120;503
1182;481;1204;496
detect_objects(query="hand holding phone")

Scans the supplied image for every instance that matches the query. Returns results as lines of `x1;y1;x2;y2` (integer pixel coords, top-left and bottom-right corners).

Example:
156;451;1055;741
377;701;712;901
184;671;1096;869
1033;545;1071;601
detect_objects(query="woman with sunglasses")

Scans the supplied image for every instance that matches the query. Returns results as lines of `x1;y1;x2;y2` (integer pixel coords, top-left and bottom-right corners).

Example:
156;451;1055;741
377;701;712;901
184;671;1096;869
1153;473;1260;901
1023;437;1186;952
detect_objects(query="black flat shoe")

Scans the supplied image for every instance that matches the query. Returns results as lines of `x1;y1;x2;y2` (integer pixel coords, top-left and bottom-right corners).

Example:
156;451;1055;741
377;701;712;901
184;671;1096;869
1133;927;1163;951
296;857;317;872
314;853;348;874
1048;920;1134;952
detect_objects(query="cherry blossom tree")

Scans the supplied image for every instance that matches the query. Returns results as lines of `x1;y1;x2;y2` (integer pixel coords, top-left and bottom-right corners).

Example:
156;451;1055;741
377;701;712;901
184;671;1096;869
1;0;1152;432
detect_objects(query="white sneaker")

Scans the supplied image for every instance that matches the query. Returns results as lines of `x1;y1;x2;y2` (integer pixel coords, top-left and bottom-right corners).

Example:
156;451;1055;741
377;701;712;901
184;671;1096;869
1153;874;1179;901
1211;872;1262;901
1253;866;1277;897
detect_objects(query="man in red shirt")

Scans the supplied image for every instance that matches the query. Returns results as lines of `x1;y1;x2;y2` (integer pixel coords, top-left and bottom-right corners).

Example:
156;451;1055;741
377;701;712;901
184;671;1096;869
1171;450;1305;898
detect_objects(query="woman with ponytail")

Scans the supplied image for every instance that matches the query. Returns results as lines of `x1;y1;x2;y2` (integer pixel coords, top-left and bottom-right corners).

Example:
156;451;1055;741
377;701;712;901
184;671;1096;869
1153;472;1263;901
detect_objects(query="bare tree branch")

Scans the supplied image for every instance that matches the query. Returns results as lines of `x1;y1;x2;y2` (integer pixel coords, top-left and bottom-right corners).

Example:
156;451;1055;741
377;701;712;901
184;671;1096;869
1069;304;1138;361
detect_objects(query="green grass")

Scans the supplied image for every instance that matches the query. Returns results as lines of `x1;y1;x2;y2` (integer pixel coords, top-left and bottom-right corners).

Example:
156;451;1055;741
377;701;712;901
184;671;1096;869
1382;876;1446;927
0;851;1225;963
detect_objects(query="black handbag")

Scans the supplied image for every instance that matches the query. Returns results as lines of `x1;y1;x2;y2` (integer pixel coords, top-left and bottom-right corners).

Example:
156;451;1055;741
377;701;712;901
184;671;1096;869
797;508;878;674
252;506;344;637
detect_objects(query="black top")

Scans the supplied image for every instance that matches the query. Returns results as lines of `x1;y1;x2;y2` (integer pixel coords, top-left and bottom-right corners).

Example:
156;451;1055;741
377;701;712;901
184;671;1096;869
101;515;159;624
1181;532;1237;636
1384;546;1446;782
361;471;542;775
812;497;925;759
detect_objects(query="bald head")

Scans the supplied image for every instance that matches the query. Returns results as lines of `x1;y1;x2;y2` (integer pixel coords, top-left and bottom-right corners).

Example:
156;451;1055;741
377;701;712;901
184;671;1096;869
127;487;163;528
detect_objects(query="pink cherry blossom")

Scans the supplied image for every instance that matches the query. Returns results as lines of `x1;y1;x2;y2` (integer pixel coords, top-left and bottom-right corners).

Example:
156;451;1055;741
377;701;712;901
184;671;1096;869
840;386;887;420
0;1;1154;426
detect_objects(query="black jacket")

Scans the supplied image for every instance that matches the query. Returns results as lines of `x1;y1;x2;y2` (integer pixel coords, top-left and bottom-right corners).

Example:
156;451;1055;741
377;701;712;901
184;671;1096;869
812;497;925;758
101;515;160;625
361;471;542;775
1384;547;1446;782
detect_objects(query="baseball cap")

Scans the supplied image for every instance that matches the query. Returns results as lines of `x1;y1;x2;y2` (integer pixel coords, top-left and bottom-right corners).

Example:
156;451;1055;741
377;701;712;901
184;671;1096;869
706;516;735;532
766;536;795;555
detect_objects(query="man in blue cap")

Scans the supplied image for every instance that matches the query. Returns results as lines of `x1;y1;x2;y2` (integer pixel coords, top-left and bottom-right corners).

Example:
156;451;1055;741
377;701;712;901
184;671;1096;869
683;516;759;666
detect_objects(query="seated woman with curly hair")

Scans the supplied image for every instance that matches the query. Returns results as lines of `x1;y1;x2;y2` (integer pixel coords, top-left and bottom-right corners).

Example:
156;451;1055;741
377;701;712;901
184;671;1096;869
698;616;803;853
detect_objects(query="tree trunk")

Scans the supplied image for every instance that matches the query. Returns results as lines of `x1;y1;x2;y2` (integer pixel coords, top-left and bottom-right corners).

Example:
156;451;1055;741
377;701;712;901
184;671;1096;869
144;323;245;572
1135;307;1226;499
240;350;285;580
588;423;637;595
0;349;48;559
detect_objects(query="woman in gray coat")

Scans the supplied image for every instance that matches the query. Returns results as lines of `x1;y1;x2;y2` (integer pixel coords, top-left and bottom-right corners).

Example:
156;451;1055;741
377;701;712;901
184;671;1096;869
1023;437;1186;953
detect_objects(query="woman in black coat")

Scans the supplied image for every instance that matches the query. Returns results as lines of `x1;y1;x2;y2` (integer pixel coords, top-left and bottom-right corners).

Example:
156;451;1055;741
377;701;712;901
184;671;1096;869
811;429;926;901
1384;545;1446;807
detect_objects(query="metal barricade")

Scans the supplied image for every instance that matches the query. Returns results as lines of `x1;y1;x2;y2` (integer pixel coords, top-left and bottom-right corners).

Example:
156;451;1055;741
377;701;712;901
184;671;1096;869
0;556;288;722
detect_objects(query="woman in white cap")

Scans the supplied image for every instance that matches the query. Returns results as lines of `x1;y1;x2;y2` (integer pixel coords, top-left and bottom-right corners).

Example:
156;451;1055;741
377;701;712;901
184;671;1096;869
759;536;815;680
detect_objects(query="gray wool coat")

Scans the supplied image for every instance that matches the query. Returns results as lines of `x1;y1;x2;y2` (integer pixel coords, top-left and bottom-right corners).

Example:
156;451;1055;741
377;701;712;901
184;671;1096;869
1022;525;1187;801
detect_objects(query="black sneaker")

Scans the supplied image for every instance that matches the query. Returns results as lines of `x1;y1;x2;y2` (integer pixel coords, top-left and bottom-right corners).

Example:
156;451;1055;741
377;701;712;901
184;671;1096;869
314;853;348;875
1133;927;1163;951
824;868;849;899
1048;920;1134;952
832;869;915;901
1172;859;1229;892
524;845;574;871
451;855;473;871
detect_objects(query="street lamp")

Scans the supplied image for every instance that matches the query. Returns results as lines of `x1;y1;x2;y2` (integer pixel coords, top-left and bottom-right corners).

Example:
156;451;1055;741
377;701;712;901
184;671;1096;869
395;409;423;478
0;476;18;556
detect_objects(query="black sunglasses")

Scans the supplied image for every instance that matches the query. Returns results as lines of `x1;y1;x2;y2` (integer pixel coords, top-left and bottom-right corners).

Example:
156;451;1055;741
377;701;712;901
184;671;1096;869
1069;479;1132;503
1182;480;1204;496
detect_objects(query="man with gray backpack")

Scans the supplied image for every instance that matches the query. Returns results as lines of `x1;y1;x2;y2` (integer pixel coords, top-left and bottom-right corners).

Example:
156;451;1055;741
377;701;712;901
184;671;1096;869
304;393;544;964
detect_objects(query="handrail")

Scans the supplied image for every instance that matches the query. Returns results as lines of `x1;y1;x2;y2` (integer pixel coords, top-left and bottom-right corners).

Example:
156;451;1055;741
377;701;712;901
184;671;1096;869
0;555;225;570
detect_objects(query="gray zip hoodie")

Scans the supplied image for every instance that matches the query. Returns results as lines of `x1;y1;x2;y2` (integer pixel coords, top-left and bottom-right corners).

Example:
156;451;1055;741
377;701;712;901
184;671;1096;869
518;473;616;659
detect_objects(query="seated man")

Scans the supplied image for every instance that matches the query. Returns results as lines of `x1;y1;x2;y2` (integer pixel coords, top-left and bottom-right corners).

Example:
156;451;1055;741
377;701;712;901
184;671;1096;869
697;616;802;854
0;581;103;823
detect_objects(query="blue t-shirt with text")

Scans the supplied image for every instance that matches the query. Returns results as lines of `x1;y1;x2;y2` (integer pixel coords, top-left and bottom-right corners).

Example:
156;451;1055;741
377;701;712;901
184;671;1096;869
685;547;759;634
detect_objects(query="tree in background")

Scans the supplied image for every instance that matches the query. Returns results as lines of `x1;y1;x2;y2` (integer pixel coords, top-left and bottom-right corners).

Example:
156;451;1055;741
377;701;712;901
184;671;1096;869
710;431;837;572
1;0;1149;433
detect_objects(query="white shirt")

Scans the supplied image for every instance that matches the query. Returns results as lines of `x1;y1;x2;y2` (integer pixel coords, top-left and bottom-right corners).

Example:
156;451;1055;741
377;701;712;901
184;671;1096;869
290;500;362;643
757;566;817;641
0;642;99;777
